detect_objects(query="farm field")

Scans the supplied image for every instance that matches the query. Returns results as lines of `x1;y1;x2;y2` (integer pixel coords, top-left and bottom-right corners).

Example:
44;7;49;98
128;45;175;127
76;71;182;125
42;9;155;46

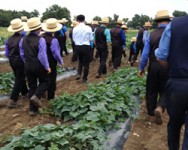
0;30;184;150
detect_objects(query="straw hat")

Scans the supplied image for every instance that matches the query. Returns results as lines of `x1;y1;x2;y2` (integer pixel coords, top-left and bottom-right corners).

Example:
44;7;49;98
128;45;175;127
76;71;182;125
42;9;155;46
71;21;78;27
99;17;109;24
42;18;62;32
93;20;99;25
26;17;42;31
154;10;172;22
143;22;152;27
121;24;128;30
7;18;24;32
21;16;27;22
116;19;123;25
131;37;136;42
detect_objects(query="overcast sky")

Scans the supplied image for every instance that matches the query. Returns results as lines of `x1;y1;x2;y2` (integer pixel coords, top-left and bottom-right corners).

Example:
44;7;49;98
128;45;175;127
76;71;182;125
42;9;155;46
1;0;188;21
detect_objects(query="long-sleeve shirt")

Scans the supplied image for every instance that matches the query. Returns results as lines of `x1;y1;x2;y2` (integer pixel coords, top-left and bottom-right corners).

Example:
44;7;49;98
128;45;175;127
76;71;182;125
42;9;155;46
120;29;126;48
73;22;93;46
155;23;171;61
19;33;50;71
51;38;64;65
139;24;169;71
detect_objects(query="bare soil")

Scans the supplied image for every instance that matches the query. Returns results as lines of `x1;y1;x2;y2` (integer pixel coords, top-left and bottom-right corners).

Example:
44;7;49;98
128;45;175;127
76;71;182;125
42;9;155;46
0;52;183;149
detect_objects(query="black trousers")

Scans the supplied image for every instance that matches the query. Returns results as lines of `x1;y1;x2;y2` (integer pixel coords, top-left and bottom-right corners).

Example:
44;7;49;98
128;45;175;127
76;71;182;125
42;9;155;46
165;78;188;150
146;62;168;116
97;48;108;75
25;64;50;111
62;40;68;55
75;45;91;80
71;42;78;62
9;60;28;101
132;41;144;64
47;62;57;100
128;50;135;62
111;45;123;69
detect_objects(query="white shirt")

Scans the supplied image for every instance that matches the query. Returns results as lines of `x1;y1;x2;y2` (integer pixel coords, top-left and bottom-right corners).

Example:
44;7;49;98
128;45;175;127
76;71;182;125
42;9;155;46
73;22;93;46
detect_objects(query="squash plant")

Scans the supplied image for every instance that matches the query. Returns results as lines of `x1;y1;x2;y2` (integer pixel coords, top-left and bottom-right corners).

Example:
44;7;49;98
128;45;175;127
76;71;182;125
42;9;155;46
1;68;146;150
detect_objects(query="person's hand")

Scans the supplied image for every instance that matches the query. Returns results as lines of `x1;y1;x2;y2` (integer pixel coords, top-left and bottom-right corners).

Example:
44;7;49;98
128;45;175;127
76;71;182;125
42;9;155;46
61;64;65;69
47;68;51;74
138;70;144;77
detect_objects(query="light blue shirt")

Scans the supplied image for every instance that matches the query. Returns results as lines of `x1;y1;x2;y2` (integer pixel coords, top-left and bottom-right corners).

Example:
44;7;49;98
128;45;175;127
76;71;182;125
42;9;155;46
139;24;169;71
155;22;171;61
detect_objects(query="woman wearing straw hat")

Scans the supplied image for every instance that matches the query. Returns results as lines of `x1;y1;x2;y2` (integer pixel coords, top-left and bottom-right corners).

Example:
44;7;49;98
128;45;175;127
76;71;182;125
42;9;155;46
41;18;64;100
19;17;51;116
5;18;28;108
139;10;171;125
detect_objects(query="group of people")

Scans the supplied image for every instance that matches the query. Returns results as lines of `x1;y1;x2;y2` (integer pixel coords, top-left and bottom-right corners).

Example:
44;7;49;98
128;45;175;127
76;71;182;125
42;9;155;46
138;10;188;149
5;17;64;116
4;10;188;149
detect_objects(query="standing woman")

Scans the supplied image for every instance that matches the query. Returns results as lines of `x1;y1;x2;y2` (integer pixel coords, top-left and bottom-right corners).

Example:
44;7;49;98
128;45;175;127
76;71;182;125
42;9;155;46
41;18;64;100
5;18;28;108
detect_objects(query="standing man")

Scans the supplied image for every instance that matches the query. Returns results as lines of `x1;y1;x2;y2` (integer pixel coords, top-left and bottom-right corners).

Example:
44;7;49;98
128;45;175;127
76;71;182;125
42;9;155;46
132;22;152;66
110;20;126;70
41;18;64;100
61;18;69;56
155;15;188;150
20;17;51;116
5;18;28;108
94;17;111;78
73;14;93;83
139;10;171;125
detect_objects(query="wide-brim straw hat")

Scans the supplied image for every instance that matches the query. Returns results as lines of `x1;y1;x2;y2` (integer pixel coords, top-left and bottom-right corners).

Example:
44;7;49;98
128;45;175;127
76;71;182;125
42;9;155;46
71;21;78;27
116;19;123;25
58;18;68;24
154;10;173;22
99;17;109;24
93;20;99;25
21;16;27;22
131;37;136;42
26;17;42;32
143;22;152;27
7;18;25;32
42;18;62;32
121;24;128;30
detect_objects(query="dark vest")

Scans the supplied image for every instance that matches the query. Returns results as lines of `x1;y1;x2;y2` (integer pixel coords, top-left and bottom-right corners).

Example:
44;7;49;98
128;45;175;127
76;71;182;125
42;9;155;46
149;27;165;64
168;16;188;77
136;28;144;43
42;33;57;66
22;34;43;69
8;33;24;66
110;26;121;47
95;26;107;50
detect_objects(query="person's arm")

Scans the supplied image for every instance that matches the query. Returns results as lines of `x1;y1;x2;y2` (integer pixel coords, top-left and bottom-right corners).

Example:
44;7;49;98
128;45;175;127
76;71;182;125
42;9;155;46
120;29;126;48
63;26;68;39
104;28;111;50
155;22;171;65
138;35;151;77
143;30;148;44
50;38;64;66
5;40;9;58
19;38;25;62
38;37;50;72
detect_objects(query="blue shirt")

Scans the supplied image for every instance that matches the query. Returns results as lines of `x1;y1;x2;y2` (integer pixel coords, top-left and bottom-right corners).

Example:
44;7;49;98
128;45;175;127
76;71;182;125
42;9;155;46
155;22;171;61
139;24;169;71
120;29;126;48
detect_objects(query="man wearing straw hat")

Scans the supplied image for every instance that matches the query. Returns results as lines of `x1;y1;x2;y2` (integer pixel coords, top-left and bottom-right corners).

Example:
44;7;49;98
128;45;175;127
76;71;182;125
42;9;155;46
20;17;51;116
110;19;126;71
139;10;171;125
5;18;28;108
94;17;111;78
73;14;93;83
155;12;188;150
41;18;64;100
132;21;152;66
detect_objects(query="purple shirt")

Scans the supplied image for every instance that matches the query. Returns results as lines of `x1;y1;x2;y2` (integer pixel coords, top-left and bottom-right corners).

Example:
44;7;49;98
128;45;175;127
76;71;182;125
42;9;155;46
51;38;64;65
19;34;50;71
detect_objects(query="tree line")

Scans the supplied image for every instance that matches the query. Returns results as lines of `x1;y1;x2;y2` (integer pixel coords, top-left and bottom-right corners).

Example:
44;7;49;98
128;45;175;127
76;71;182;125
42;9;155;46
0;4;187;28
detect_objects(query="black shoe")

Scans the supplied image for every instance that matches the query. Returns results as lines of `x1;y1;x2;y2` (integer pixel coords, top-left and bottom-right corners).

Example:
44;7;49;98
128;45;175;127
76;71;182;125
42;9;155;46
29;111;39;116
76;75;81;80
30;95;42;108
